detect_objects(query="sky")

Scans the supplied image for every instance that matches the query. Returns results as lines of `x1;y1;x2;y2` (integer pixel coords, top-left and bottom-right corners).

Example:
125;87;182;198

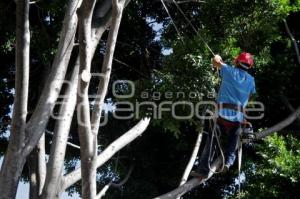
0;157;81;199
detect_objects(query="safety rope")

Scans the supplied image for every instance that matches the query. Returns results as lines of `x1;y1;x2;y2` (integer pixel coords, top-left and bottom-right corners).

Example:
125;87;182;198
237;130;243;197
160;0;183;40
207;117;225;174
171;0;215;56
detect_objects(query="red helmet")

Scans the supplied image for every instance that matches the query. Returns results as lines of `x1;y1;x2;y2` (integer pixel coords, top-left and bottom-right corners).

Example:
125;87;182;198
235;52;254;68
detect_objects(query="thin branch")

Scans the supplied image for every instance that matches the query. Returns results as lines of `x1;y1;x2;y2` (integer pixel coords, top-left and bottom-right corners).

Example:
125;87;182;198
280;96;300;123
45;130;80;150
41;62;79;198
61;118;151;190
154;157;221;199
284;19;300;64
90;0;127;136
111;164;134;187
96;165;134;199
96;183;112;199
29;0;41;4
178;129;203;187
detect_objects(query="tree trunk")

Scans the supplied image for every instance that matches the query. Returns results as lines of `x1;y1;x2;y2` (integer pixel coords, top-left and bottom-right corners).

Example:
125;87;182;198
0;0;30;198
77;0;98;198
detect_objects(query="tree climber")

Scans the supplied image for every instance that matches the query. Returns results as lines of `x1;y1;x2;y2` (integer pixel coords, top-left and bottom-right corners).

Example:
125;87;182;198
193;52;256;179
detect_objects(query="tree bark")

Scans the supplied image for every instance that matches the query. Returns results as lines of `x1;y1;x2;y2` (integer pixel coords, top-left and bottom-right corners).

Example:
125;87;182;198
91;0;127;136
28;134;46;199
40;63;79;199
28;150;38;199
0;0;30;198
178;129;203;187
77;0;98;198
0;1;80;198
24;0;81;154
61;118;151;191
37;134;47;195
154;157;222;199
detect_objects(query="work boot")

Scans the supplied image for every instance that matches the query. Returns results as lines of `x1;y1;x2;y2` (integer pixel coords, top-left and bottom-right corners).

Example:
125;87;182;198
216;164;230;173
189;170;208;180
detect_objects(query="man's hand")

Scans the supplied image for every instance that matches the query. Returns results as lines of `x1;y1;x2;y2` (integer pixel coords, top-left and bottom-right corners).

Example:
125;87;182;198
212;54;224;69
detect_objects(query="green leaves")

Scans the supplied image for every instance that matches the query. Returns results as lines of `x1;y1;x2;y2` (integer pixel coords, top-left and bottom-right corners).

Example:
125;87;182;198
258;133;300;181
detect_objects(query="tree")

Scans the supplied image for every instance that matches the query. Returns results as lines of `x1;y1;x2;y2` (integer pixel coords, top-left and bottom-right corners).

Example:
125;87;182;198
0;0;300;198
0;0;152;198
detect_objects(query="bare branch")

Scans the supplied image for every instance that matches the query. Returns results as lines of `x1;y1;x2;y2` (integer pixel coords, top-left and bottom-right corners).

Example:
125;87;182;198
96;165;134;199
178;129;203;188
37;134;46;195
154;157;221;199
91;0;126;136
280;96;300;123
77;0;98;197
25;0;82;155
96;183;112;199
255;105;300;139
41;63;79;199
61;118;151;190
284;20;300;64
111;164;134;187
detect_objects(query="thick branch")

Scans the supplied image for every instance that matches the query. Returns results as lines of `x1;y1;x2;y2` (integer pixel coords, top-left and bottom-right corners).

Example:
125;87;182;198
178;129;203;187
41;63;79;199
37;134;46;195
154;157;222;199
91;0;126;135
61;118;151;190
77;0;98;198
24;0;82;155
255;105;300;139
156;106;300;198
0;0;30;197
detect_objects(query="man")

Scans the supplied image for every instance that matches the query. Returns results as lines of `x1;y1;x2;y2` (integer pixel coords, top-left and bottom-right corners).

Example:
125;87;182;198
193;52;256;179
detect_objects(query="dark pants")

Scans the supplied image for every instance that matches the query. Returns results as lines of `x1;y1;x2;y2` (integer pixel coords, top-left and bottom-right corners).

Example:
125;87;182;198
197;118;241;176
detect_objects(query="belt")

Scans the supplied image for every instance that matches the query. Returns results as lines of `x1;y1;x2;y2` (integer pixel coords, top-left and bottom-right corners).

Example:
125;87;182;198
218;103;244;113
217;117;241;127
